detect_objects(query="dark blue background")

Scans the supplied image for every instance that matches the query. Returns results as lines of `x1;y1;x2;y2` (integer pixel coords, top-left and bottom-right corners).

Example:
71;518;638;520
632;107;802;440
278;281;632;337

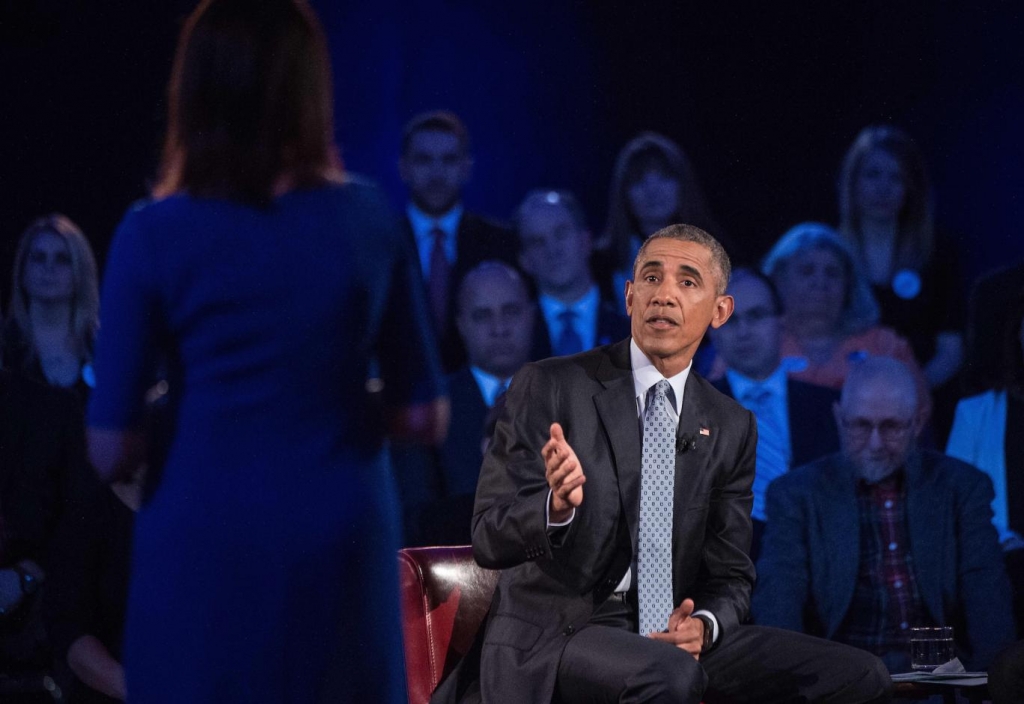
3;1;1021;295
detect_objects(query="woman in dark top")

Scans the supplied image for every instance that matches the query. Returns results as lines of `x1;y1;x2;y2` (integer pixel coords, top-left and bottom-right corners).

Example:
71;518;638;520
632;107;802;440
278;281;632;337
598;132;722;298
837;125;966;390
84;1;448;702
2;214;99;404
947;294;1024;635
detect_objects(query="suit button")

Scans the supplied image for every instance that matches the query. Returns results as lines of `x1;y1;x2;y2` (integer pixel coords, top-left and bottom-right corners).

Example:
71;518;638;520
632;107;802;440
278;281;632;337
563;625;575;636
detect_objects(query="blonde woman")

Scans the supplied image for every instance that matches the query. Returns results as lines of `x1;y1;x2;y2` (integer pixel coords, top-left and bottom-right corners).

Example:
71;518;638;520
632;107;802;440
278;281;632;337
3;214;99;402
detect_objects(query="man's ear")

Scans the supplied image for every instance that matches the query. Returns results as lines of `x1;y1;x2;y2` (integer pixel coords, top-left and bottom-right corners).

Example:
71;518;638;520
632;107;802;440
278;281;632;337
624;280;634;317
709;295;735;329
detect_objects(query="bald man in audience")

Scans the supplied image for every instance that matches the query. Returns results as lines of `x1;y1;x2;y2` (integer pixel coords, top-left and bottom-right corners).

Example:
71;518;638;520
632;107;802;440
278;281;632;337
753;356;1015;672
393;262;534;545
515;190;629;360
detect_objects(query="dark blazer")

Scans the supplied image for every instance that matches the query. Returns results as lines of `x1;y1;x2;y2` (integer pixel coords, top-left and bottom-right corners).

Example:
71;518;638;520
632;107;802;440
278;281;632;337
753;449;1015;670
0;370;84;567
433;339;757;704
440;367;489;498
529;296;631;362
711;376;840;469
403;211;517;372
392;367;489;547
964;261;1024;395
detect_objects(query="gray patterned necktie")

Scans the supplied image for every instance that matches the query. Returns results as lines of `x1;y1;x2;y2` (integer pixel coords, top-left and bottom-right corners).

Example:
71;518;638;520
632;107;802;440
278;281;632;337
638;379;676;635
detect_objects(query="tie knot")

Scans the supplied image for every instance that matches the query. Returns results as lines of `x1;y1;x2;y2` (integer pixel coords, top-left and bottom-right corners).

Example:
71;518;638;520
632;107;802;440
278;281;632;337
647;379;675;415
558;309;577;325
430;227;446;246
743;384;771;406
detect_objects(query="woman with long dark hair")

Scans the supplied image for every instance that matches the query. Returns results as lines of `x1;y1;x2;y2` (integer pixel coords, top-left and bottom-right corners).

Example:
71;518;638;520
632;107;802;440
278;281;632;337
85;1;447;701
947;294;1024;636
598;132;721;296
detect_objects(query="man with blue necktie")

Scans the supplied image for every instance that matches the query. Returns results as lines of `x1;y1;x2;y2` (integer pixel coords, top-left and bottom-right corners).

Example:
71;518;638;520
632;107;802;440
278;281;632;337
514;190;629;361
709;268;841;559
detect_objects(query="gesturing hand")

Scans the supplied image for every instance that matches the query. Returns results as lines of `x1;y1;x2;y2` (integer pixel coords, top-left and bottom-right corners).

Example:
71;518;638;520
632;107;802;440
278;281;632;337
543;422;585;523
649;598;704;660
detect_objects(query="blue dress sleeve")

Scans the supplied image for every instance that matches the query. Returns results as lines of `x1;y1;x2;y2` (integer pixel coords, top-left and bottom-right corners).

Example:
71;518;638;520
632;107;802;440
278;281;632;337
87;205;163;431
372;193;446;408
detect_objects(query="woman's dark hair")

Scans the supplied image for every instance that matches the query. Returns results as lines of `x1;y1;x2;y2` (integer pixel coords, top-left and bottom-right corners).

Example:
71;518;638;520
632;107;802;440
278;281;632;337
154;0;341;205
999;293;1024;395
602;132;719;273
838;125;934;270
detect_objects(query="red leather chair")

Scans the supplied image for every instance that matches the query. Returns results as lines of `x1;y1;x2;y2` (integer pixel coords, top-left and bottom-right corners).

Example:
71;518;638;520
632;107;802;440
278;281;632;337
398;546;499;704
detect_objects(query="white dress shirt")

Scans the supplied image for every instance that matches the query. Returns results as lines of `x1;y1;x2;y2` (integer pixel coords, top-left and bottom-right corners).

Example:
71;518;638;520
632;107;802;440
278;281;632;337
725;365;792;522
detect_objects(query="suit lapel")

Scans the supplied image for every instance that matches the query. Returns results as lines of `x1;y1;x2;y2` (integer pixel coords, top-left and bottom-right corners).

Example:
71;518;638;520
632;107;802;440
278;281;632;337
674;374;714;505
593;341;642;555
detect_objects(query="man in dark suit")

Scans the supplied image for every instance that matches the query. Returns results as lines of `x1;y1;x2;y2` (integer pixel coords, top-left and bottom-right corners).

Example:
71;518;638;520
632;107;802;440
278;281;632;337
433;225;890;703
399;110;517;371
514;190;629;361
709;268;840;559
393;262;534;546
754;356;1015;673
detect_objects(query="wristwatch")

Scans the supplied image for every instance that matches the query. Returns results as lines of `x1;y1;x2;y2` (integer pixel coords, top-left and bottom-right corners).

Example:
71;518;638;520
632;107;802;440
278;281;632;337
694;614;714;653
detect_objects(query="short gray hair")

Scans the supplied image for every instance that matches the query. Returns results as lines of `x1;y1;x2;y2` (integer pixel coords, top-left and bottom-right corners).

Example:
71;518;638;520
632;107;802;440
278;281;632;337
633;223;731;295
761;222;879;336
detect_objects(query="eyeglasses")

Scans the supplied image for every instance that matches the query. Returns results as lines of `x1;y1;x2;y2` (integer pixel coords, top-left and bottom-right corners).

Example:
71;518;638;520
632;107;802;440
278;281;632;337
840;417;913;443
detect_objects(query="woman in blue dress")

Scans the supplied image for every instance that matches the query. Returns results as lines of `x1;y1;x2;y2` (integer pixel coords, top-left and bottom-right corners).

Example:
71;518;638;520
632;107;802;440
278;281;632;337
85;1;448;702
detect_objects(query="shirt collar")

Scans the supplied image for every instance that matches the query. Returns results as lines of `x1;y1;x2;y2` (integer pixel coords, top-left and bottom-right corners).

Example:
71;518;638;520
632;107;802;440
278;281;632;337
537;284;600;320
469;366;512;408
630;339;690;416
406;202;464;240
725;363;788;403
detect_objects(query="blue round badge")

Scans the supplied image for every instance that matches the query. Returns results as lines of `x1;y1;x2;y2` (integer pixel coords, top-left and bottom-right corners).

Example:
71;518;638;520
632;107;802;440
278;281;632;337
891;269;922;300
82;362;96;388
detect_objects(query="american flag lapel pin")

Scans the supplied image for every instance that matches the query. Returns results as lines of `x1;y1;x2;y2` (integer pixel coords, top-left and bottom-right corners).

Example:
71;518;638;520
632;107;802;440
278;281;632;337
699;427;711;436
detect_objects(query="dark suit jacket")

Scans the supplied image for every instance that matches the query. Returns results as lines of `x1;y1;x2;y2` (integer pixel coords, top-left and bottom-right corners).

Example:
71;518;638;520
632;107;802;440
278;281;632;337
752;449;1015;670
403;211;517;372
529;296;631;362
964;261;1024;395
392;367;488;547
433;339;757;704
0;370;84;567
711;376;840;469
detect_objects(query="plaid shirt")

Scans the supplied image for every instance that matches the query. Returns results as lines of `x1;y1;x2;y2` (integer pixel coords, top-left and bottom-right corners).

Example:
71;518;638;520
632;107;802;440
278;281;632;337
834;471;932;658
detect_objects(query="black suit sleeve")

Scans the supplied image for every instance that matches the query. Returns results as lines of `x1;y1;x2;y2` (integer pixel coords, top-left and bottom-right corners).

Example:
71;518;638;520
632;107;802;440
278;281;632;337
692;407;758;635
471;363;569;569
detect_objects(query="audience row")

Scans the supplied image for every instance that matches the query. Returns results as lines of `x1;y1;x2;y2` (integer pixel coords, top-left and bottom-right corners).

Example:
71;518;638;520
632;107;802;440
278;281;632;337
1;107;1022;699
